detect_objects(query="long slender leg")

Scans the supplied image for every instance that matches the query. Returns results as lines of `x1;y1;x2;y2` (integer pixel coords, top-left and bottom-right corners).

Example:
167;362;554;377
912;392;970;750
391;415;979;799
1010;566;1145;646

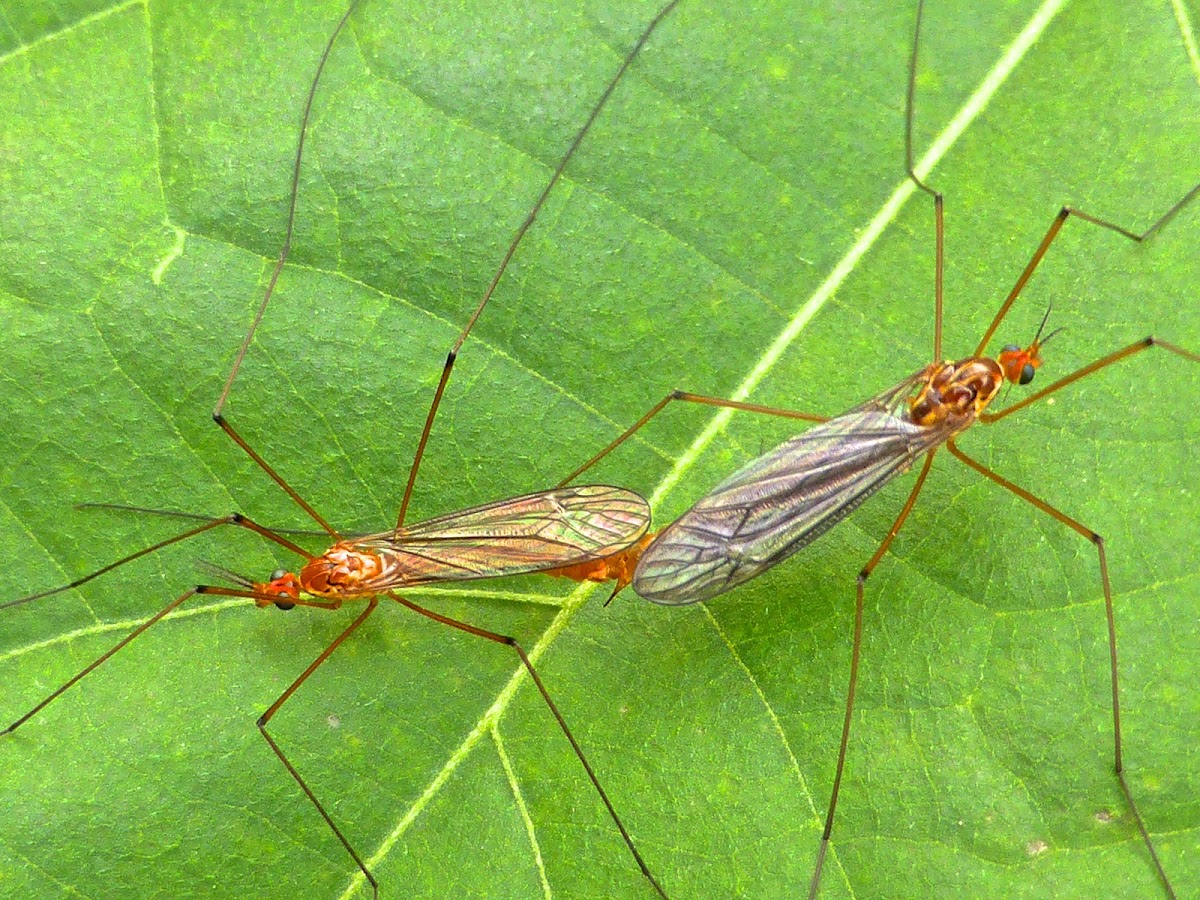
2;578;340;735
76;502;340;539
559;390;828;487
212;416;340;539
945;440;1174;898
390;592;668;899
396;0;684;527
213;0;363;421
200;0;685;535
256;598;382;899
1;506;329;728
908;0;1200;363
2;513;313;614
209;2;366;539
3;588;198;734
975;185;1200;357
809;451;937;899
965;5;1200;359
905;0;944;362
2;515;236;612
982;337;1199;423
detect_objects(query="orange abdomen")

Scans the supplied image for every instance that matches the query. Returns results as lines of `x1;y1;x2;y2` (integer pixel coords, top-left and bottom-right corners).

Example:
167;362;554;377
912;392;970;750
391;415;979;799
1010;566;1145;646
544;533;655;593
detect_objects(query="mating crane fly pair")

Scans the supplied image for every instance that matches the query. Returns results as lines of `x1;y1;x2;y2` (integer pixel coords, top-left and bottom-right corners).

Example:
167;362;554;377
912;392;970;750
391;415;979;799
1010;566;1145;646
4;0;1198;898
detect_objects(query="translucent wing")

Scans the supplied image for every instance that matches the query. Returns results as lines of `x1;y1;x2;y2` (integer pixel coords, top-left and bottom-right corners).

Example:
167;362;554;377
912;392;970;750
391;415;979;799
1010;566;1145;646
355;485;652;588
634;373;961;605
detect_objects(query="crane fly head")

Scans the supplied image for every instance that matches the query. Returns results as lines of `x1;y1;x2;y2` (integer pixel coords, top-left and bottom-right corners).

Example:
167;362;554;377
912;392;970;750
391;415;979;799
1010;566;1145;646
998;304;1064;387
256;568;302;610
300;543;385;598
199;560;300;610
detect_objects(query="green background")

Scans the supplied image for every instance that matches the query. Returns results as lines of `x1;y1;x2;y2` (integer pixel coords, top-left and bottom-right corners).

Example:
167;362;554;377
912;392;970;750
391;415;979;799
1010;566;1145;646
1;0;1197;897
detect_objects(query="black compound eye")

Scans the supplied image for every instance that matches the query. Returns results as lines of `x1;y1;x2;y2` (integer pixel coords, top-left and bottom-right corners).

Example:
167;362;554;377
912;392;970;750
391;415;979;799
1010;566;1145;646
1019;363;1036;385
274;600;296;611
270;568;287;581
1001;343;1020;354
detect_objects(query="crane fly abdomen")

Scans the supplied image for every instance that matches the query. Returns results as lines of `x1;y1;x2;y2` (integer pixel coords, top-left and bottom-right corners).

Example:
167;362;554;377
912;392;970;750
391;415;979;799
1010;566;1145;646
544;532;655;592
633;359;1005;605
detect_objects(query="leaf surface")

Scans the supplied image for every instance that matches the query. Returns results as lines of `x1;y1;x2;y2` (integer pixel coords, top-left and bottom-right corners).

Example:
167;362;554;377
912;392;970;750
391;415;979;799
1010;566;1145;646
1;1;1198;897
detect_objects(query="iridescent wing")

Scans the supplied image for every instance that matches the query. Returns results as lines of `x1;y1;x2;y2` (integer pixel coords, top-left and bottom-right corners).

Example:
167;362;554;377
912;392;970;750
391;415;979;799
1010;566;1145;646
633;372;961;605
355;485;651;587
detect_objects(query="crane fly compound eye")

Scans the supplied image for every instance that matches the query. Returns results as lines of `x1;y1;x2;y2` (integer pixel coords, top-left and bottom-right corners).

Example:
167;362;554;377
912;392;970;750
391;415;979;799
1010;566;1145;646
1002;343;1020;353
1019;362;1036;385
270;568;287;581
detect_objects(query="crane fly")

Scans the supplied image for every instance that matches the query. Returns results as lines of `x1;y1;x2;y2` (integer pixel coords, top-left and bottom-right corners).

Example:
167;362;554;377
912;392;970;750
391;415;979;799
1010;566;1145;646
2;486;660;898
558;0;1200;896
0;0;681;897
224;486;653;613
630;310;1074;604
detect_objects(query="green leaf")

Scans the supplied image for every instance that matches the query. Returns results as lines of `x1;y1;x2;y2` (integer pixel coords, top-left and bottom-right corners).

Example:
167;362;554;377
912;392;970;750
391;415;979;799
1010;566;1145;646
1;0;1197;897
